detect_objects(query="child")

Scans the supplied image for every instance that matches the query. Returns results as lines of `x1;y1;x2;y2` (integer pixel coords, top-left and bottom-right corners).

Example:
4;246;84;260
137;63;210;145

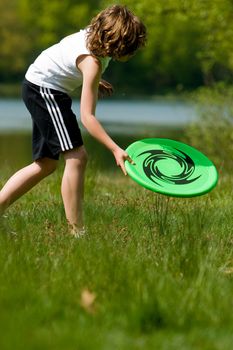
0;5;147;236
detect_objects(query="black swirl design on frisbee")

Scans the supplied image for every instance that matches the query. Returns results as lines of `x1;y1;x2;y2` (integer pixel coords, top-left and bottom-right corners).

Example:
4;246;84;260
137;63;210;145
138;149;201;186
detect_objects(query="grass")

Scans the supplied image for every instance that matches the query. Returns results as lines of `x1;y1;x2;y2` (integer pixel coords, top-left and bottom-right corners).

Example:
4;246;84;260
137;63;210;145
0;132;233;350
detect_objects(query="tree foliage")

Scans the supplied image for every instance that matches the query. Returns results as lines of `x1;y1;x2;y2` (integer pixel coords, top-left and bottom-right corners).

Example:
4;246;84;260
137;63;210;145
0;0;233;93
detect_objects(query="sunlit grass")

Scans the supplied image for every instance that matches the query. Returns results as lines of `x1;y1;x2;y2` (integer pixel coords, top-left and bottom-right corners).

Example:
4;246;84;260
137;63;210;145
0;133;233;350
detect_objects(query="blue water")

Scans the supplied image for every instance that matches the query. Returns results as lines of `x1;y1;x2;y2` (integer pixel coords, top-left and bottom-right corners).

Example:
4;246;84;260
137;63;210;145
0;98;197;133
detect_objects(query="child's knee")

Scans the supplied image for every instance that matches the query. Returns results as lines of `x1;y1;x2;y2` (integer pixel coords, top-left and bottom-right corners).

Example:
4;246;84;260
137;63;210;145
79;147;88;167
35;158;58;176
73;150;88;170
64;146;88;169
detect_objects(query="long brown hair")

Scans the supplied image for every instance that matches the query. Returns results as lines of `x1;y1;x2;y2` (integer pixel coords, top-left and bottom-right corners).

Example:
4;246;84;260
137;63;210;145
86;5;146;59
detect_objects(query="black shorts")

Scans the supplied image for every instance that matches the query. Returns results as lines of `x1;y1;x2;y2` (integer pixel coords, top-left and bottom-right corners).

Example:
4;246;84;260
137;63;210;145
22;79;83;160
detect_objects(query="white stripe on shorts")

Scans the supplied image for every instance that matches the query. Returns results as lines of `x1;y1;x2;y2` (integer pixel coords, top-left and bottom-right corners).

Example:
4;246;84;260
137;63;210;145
40;87;73;151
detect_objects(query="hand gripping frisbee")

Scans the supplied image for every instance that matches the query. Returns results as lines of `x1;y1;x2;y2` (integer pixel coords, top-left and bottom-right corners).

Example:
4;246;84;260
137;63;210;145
125;138;218;197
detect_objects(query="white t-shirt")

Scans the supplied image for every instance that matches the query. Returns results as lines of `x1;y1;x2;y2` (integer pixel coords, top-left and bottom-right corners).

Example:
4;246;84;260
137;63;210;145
25;29;111;93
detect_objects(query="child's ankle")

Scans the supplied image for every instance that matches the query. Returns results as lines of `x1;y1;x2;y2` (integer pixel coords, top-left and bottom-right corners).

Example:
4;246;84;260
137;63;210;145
68;223;86;238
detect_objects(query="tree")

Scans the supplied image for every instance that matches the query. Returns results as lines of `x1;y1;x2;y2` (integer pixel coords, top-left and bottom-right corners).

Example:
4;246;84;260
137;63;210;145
1;0;233;92
102;0;233;90
0;0;30;79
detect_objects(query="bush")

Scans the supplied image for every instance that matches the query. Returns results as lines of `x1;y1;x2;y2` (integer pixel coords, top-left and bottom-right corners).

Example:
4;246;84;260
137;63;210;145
184;84;233;172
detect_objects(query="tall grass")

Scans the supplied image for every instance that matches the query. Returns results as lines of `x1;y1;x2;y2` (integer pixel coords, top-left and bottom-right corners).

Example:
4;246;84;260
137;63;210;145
0;107;233;349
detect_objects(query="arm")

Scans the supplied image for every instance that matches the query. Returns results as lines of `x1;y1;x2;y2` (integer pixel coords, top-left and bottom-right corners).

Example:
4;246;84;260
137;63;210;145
77;55;132;175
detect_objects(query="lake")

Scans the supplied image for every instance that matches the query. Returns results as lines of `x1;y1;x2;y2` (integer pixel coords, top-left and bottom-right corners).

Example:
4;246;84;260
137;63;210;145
0;98;197;134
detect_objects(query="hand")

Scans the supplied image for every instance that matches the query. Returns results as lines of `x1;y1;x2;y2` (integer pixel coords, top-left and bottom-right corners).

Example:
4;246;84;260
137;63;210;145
98;79;114;98
113;147;134;176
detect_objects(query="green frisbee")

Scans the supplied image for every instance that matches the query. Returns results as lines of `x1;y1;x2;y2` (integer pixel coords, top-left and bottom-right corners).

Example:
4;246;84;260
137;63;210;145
125;138;218;197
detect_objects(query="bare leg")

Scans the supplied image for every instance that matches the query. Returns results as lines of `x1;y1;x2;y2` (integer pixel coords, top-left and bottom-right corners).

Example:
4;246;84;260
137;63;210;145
0;158;57;214
61;146;88;229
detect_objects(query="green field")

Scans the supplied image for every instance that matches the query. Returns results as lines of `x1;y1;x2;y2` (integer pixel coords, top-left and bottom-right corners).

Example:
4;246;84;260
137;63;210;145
0;130;233;350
